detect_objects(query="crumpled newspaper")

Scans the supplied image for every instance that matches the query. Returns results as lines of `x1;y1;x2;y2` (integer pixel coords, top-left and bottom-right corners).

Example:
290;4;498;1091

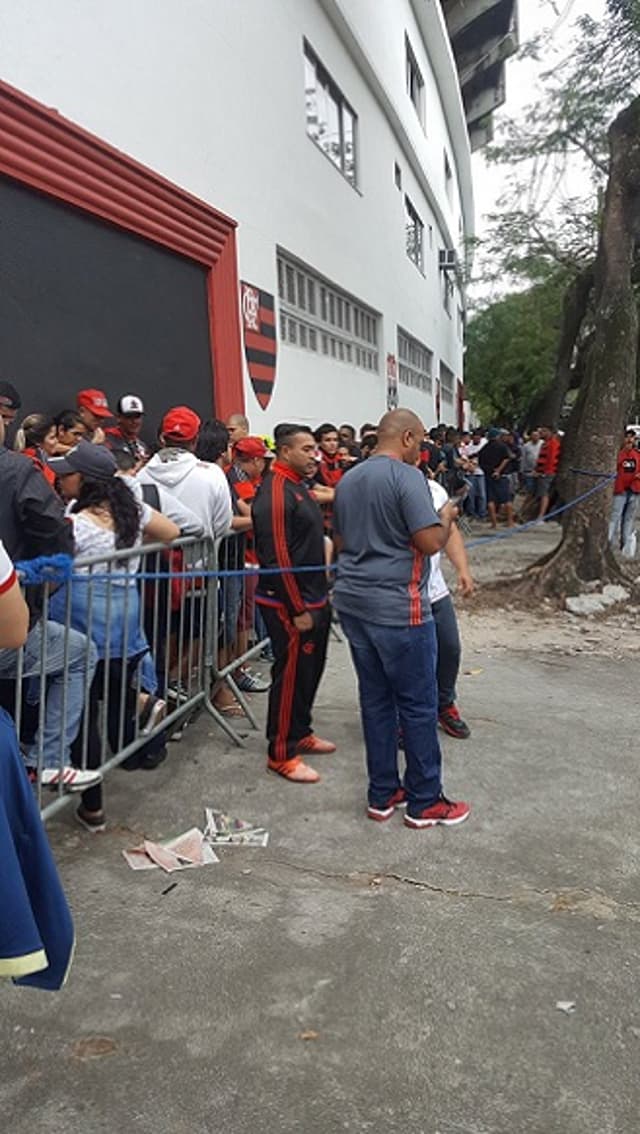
123;809;269;871
204;807;269;847
123;828;219;872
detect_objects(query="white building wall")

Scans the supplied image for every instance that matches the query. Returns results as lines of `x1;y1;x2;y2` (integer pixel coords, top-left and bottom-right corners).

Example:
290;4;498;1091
0;0;472;433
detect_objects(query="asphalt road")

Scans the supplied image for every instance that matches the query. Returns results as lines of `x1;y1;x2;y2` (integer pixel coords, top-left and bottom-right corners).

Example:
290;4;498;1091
1;635;638;1133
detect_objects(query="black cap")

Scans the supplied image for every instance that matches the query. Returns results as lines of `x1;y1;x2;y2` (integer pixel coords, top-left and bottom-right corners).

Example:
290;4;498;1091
48;441;117;481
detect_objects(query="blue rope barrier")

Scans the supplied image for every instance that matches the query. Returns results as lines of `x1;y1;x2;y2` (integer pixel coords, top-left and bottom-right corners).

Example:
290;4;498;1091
14;470;616;585
464;472;615;550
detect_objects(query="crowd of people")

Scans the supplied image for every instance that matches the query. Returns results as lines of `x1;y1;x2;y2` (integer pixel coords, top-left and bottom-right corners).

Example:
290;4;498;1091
411;423;563;528
0;380;483;831
0;371;633;835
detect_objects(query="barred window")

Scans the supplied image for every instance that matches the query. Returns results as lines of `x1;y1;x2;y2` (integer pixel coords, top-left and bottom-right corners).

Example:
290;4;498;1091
440;361;454;402
277;251;379;372
304;42;357;187
405;35;425;128
397;328;433;393
405;195;424;273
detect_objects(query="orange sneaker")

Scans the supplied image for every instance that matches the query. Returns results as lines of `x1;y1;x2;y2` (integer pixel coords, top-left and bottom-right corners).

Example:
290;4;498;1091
296;734;336;755
267;757;320;783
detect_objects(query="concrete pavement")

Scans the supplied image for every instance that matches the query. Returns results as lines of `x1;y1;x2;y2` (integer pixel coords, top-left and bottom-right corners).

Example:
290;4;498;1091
1;633;639;1133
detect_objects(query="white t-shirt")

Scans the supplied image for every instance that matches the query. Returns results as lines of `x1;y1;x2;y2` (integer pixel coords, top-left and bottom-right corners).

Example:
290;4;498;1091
0;539;17;594
427;480;450;604
67;503;152;578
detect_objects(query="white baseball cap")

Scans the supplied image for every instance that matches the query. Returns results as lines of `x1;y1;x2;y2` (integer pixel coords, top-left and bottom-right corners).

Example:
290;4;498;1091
117;394;144;415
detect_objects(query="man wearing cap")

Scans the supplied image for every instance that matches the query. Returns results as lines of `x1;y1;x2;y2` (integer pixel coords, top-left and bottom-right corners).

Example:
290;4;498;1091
137;405;232;539
105;395;150;463
228;436;268;499
76;388;113;444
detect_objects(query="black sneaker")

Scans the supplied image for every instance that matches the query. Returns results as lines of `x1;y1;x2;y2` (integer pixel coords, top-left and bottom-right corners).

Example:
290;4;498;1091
438;704;471;739
139;746;168;770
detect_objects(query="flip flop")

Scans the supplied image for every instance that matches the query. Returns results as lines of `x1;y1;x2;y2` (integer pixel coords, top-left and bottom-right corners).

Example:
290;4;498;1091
214;703;245;718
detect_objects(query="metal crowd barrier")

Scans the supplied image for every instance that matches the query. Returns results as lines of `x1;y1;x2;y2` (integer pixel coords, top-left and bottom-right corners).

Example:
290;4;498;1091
1;532;270;821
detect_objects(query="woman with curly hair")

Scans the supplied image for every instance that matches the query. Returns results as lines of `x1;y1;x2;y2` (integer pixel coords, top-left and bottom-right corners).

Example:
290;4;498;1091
49;442;178;830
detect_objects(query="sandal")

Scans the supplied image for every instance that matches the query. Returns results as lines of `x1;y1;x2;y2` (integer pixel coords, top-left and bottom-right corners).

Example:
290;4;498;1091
215;703;246;718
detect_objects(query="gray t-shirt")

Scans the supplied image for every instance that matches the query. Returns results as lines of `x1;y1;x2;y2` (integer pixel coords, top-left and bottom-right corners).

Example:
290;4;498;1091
333;455;441;626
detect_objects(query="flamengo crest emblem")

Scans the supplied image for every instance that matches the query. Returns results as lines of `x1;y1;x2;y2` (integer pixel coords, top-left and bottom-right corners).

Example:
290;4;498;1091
241;281;277;410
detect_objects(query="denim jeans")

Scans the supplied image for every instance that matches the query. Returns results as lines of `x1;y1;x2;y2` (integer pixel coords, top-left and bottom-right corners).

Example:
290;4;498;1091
609;492;638;553
466;474;486;519
432;594;460;711
339;613;442;814
0;620;97;769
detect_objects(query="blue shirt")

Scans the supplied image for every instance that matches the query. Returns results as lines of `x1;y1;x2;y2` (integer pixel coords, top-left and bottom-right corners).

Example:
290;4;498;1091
333;455;441;626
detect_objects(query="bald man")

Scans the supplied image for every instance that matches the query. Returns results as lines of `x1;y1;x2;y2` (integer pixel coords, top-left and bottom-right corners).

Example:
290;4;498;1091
333;409;470;829
226;413;250;447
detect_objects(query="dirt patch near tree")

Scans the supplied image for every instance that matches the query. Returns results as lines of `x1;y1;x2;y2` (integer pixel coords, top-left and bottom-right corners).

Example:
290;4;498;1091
446;520;640;661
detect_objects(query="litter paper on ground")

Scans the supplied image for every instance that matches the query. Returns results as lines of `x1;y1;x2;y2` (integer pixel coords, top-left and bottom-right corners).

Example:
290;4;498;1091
204;807;270;847
123;810;269;871
123;827;219;872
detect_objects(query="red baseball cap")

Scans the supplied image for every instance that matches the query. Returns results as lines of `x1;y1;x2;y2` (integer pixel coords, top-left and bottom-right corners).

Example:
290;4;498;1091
161;405;201;442
77;388;113;418
234;436;268;459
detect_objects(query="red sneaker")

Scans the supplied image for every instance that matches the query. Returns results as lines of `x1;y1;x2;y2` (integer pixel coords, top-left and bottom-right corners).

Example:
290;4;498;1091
404;795;470;829
367;788;407;822
296;734;337;755
438;704;471;739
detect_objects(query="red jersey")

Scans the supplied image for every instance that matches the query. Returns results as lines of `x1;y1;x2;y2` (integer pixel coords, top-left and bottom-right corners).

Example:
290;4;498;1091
614;447;640;494
536;435;561;476
23;447;56;487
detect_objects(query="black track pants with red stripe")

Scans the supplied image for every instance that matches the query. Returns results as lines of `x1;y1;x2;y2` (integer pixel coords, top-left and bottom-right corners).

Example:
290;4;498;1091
260;603;331;763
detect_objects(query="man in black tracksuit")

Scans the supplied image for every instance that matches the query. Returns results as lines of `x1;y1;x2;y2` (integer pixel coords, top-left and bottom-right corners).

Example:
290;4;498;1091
252;423;333;783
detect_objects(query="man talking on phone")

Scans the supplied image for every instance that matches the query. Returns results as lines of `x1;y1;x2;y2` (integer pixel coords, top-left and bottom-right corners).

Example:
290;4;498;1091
333;409;471;829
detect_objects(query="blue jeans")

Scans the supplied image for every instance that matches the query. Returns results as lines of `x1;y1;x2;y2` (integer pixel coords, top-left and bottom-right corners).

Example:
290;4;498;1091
0;620;97;769
609;493;638;553
339;613;442;814
466;475;486;518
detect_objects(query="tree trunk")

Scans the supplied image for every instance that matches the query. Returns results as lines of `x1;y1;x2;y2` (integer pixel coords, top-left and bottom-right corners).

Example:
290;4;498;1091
526;264;595;431
528;96;640;599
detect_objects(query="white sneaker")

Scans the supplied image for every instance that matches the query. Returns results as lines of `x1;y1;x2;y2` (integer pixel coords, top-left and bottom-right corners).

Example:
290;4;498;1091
41;766;103;793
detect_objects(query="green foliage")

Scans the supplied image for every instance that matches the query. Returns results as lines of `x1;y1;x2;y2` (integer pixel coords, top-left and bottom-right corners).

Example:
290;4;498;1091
474;0;640;290
464;275;568;423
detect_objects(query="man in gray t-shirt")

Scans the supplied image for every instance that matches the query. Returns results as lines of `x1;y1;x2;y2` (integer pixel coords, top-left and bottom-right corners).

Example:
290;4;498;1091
333;409;470;831
333;454;439;626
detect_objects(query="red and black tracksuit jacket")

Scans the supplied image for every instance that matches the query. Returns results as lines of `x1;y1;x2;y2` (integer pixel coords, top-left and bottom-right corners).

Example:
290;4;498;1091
252;462;330;764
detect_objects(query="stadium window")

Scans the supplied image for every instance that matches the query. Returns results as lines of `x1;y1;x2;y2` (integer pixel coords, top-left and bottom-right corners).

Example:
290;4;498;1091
404;195;424;273
405;35;425;128
444;150;453;202
440;361;454;404
397;328;433;393
304;41;358;188
276;250;379;373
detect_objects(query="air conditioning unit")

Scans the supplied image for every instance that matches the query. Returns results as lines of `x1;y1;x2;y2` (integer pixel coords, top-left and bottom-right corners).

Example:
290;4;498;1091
439;248;457;271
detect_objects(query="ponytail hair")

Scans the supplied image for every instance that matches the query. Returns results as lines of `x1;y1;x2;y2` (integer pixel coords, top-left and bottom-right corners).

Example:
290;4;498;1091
14;413;56;452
